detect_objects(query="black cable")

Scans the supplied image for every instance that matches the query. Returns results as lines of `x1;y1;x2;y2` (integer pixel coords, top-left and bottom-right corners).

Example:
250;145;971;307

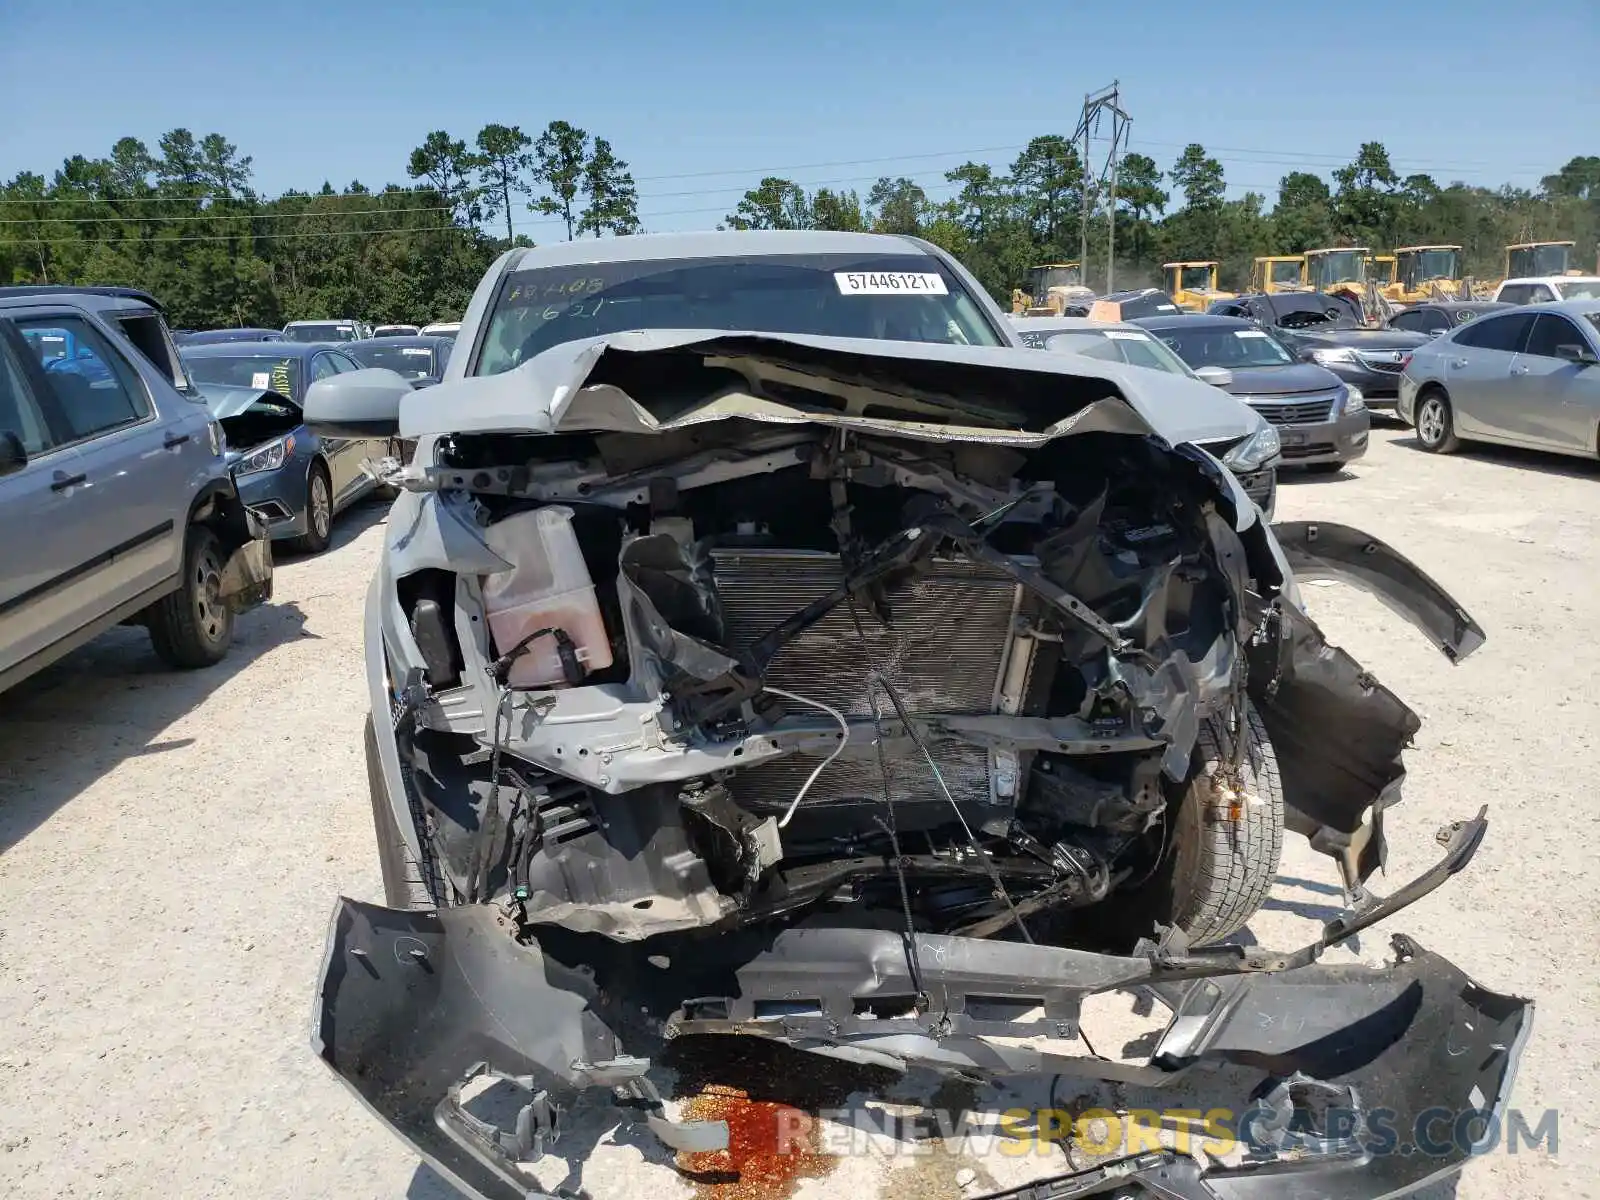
868;652;1034;945
846;594;929;1010
488;626;582;686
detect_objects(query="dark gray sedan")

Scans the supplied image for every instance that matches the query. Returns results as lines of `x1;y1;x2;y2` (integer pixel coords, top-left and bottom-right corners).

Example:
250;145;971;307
1398;298;1600;458
1135;314;1369;470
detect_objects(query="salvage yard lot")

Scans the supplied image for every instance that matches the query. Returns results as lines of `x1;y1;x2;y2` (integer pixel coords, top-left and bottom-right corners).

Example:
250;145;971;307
1;426;1595;1199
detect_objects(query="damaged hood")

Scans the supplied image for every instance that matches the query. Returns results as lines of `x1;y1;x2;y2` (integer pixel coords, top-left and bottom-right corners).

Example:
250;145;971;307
199;383;301;421
399;329;1263;451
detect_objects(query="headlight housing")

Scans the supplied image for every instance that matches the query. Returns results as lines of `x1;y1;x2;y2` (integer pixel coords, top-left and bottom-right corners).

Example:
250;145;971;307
1224;420;1282;472
236;434;294;476
1309;347;1359;366
1341;385;1366;414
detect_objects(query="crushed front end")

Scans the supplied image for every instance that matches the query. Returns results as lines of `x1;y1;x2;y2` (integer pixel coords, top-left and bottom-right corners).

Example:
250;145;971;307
321;332;1522;1199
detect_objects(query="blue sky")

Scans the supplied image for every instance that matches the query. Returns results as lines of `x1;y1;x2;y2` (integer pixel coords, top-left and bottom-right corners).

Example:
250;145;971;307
2;0;1595;235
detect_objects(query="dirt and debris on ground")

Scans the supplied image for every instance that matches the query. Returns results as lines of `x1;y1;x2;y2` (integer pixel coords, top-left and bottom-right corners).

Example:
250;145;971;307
0;427;1595;1198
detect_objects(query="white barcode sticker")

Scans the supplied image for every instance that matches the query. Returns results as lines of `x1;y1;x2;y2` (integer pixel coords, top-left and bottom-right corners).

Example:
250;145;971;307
401;348;431;356
834;271;948;296
1105;330;1153;341
250;372;270;389
1235;330;1269;339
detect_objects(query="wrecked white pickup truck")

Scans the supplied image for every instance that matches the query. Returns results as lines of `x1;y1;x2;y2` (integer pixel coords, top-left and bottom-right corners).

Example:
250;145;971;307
305;234;1528;1200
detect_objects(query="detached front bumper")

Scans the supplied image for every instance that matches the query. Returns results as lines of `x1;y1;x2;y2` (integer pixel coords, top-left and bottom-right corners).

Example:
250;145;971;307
313;888;1529;1200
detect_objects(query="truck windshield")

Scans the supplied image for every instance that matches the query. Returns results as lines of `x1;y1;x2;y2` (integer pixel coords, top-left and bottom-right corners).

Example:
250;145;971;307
474;253;1003;376
1270;261;1303;286
1509;245;1571;277
1308;251;1366;288
1409;249;1459;281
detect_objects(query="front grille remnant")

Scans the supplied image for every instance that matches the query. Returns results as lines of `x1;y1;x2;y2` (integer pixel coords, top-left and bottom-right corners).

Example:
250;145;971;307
710;550;1019;809
1249;395;1338;426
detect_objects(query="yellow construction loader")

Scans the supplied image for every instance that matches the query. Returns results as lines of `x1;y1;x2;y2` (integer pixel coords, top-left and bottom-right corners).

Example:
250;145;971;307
1504;241;1579;279
1010;262;1093;315
1249;255;1307;294
1382;246;1466;303
1367;254;1397;290
1304;246;1370;302
1162;261;1235;311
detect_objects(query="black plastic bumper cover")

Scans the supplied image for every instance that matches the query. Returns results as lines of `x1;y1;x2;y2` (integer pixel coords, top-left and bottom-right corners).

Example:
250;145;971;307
313;898;1529;1200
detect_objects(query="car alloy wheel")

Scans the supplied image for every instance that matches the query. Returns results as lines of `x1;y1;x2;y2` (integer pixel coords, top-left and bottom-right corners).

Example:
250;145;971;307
1417;397;1447;447
310;471;332;541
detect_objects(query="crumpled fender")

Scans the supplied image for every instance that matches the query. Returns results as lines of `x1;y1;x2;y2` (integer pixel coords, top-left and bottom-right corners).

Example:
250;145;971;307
1251;522;1484;888
1271;521;1485;663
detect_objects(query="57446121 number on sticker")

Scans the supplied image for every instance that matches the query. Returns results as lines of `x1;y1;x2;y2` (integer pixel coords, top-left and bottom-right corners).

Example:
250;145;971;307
833;271;949;296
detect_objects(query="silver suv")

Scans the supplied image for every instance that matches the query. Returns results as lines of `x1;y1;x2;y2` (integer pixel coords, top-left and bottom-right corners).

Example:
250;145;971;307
0;286;273;693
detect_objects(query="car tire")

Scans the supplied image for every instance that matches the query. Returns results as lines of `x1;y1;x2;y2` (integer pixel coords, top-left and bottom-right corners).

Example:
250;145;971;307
1415;389;1460;454
292;460;333;553
147;524;234;669
1164;701;1285;945
365;714;437;911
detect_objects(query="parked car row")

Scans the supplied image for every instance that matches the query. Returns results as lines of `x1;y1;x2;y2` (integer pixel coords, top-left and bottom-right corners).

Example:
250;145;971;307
176;317;461;346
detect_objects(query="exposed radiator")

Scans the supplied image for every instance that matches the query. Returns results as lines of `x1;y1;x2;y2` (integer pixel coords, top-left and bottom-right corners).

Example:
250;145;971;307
709;549;1020;811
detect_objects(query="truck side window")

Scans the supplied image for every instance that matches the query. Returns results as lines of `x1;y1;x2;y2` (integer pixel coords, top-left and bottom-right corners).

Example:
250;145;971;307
0;334;57;455
17;315;151;442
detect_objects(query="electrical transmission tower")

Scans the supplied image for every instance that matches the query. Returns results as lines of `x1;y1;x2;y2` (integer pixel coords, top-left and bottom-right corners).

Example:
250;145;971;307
1075;82;1131;293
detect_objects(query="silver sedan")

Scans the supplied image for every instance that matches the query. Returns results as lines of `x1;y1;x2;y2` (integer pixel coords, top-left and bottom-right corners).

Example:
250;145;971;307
1399;298;1600;457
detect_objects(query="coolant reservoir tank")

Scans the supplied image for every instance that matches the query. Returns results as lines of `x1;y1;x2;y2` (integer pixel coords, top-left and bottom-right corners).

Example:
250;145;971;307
480;506;613;688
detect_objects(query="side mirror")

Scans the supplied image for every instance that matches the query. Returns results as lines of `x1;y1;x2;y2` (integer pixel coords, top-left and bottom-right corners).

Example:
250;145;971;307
1556;343;1598;365
1193;365;1234;388
304;367;410;437
0;430;26;478
1296;347;1317;362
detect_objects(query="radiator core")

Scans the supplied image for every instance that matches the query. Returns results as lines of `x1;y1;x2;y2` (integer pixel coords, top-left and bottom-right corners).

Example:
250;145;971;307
709;549;1020;811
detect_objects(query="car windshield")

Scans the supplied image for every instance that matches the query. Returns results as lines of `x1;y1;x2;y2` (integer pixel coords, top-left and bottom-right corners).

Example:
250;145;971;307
1044;328;1198;378
349;343;443;379
284;323;358;343
475;253;1003;376
184;354;301;398
1153;325;1296;370
1179;266;1212;291
1307;251;1365;288
1556;280;1600;300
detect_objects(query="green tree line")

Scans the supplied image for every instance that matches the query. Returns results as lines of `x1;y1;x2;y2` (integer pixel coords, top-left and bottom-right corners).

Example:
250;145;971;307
724;141;1600;298
0;121;641;329
4;126;1597;328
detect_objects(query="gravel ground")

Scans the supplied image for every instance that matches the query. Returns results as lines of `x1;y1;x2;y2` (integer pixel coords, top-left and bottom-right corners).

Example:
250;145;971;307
1;424;1595;1199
